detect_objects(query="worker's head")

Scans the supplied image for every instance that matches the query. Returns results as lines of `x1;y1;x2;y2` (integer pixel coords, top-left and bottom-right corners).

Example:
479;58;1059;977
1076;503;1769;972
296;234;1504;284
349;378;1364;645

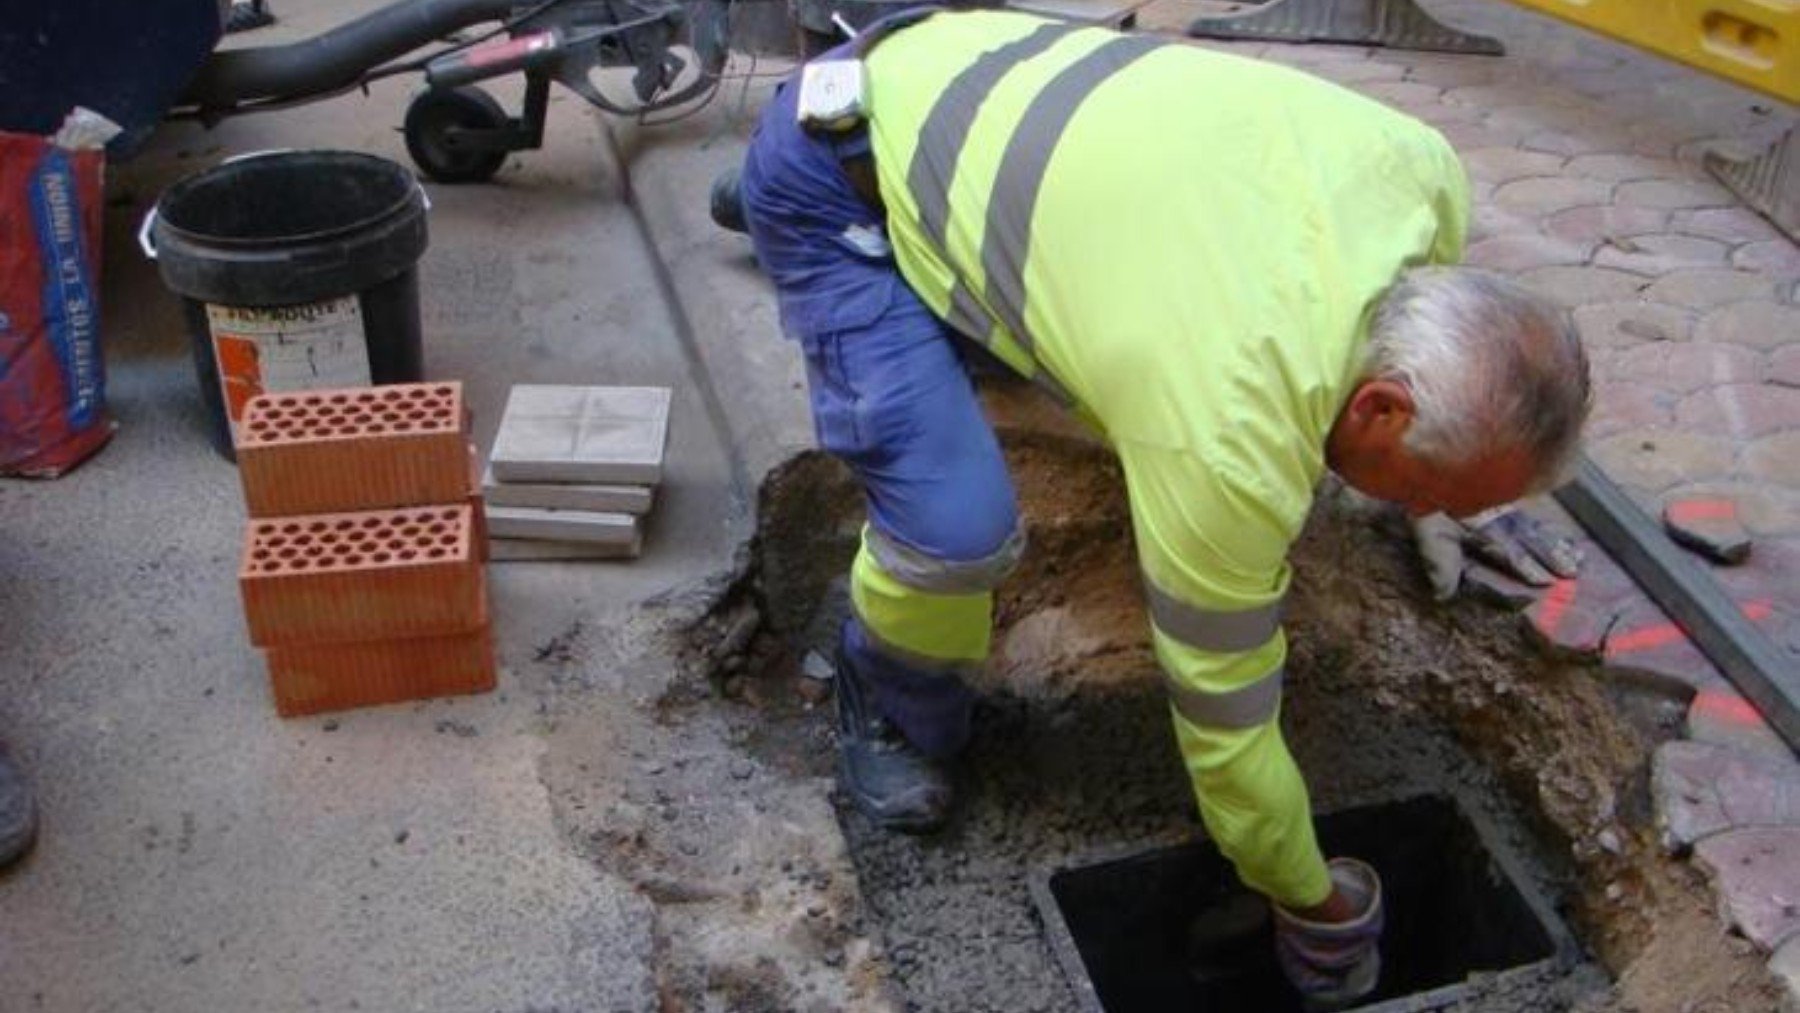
1326;267;1590;519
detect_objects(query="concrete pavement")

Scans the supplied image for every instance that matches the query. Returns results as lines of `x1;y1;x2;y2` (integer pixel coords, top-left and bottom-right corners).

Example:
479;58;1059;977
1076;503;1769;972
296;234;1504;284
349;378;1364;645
0;3;830;1009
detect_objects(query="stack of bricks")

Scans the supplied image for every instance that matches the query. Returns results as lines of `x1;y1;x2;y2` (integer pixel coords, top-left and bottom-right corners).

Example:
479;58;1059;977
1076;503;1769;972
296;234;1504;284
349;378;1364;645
235;382;495;717
480;384;672;561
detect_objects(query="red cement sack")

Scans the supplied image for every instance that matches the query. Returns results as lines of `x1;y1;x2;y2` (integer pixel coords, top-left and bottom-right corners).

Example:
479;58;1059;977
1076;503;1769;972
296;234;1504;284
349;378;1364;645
0;112;116;477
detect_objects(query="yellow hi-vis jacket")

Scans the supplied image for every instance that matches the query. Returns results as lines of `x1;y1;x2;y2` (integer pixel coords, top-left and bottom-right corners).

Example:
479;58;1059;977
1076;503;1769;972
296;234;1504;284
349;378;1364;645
864;10;1470;906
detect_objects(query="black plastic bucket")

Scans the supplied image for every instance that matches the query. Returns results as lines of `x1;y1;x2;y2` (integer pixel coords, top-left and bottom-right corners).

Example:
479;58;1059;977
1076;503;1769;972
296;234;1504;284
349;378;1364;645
145;149;429;459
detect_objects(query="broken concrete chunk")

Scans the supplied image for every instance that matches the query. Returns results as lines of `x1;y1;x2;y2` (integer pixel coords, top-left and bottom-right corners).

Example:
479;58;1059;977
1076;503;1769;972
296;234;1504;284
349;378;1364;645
488;536;641;561
1693;827;1800;951
487;505;639;546
1663;498;1752;565
1603;631;1720;692
1688;688;1794;760
481;465;653;515
1522;579;1612;658
1463;563;1541;611
490;385;672;485
801;651;836;682
1770;935;1800;1013
1652;740;1800;853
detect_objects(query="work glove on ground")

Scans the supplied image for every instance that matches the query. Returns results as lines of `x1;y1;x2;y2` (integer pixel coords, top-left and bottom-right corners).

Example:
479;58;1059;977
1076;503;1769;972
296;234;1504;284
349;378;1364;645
1410;504;1582;601
1273;858;1385;1012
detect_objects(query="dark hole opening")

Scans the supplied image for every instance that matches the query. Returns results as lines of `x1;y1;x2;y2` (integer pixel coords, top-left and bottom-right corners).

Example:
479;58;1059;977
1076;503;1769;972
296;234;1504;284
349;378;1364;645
1043;795;1557;1012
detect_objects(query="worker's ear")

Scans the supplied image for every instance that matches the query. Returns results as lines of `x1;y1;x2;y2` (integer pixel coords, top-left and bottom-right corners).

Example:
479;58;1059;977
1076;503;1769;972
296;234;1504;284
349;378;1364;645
1342;379;1416;451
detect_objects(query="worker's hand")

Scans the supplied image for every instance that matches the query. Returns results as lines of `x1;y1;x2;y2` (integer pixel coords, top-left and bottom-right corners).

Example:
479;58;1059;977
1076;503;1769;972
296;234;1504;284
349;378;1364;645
1410;504;1582;601
1273;858;1384;1012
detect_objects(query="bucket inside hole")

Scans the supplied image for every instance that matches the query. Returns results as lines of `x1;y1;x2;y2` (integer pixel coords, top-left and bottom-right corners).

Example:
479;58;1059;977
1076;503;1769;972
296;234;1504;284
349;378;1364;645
1035;795;1568;1013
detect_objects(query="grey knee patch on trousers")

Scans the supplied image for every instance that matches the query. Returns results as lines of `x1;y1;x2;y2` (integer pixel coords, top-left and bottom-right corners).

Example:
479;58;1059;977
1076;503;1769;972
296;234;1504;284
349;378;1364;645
867;524;1027;594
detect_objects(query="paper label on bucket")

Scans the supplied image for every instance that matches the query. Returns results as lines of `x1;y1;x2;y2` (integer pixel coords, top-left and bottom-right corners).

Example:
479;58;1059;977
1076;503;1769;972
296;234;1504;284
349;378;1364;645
206;297;372;442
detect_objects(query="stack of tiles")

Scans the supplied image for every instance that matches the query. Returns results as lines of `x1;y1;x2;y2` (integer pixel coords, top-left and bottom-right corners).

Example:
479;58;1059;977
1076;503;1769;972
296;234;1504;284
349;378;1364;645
482;385;672;561
235;382;495;716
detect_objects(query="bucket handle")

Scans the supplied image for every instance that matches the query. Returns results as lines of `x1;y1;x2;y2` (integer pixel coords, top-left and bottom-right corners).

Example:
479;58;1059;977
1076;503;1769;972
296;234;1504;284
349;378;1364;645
139;149;294;260
137;150;430;260
137;207;160;260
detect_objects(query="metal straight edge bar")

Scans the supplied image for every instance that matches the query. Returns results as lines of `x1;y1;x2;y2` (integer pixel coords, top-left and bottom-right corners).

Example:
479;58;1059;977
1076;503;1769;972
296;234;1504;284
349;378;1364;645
1705;127;1800;246
1187;0;1504;55
1553;455;1800;752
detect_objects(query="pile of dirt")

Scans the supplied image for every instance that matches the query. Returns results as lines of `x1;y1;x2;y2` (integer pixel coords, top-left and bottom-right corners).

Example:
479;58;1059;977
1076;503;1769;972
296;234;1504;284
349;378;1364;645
723;382;1781;1012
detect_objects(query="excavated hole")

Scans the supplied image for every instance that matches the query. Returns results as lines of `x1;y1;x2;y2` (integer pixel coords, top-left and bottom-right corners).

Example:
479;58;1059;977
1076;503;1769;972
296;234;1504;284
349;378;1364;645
717;385;1770;1013
1044;795;1564;1011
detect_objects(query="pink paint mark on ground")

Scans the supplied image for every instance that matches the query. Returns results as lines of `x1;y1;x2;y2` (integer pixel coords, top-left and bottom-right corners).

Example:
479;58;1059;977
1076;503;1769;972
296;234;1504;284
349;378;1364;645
1665;499;1738;524
1606;600;1774;656
1692;689;1767;727
1532;578;1579;638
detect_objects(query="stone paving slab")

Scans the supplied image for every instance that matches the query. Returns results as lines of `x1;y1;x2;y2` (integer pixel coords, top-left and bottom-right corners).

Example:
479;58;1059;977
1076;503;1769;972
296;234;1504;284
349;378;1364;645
487;505;642;546
490;385;674;485
482;465;655;515
1689;686;1796;760
488;536;646;561
1694;827;1800;951
1523;577;1612;658
1771;935;1800;1012
1463;562;1539;609
1601;594;1783;686
1663;497;1754;564
1653;740;1800;852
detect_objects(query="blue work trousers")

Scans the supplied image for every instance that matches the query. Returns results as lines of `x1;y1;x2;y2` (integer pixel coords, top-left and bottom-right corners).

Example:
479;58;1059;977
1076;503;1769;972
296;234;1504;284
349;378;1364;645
738;72;1019;757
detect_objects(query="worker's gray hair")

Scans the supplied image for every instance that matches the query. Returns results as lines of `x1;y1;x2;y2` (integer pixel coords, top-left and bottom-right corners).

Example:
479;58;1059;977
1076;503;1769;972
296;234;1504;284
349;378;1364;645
1363;267;1590;488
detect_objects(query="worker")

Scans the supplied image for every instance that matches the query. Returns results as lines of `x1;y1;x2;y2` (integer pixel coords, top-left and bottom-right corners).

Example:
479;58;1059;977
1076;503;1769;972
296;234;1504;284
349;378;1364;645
714;9;1589;1007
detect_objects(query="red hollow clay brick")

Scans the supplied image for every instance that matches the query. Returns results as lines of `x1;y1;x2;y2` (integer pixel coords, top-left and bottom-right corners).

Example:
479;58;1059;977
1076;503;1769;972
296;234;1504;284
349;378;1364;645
238;383;469;517
239;504;485;646
266;622;496;717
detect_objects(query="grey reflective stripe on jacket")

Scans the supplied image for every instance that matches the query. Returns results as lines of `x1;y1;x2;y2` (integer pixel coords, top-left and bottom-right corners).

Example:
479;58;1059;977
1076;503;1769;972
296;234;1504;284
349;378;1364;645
908;20;1074;253
977;34;1164;355
1164;667;1284;729
1144;580;1284;654
866;524;1027;594
901;25;1165;408
1145;578;1285;728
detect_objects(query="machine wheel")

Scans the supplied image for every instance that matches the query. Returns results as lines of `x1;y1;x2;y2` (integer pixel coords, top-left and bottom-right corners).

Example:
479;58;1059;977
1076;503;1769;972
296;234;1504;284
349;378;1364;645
403;87;509;184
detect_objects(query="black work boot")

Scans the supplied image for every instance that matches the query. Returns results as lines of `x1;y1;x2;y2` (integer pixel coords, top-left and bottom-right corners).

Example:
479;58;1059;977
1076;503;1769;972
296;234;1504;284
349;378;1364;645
834;648;954;833
709;167;748;234
224;0;276;33
0;749;37;870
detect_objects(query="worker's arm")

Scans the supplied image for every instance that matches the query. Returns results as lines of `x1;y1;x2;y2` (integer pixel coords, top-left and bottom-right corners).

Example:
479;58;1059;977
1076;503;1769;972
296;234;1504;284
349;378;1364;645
1115;438;1330;909
1119;437;1384;1005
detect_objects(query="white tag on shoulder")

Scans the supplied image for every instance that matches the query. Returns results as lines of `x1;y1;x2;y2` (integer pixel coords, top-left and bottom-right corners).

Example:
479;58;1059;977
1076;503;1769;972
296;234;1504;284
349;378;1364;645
796;59;867;133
